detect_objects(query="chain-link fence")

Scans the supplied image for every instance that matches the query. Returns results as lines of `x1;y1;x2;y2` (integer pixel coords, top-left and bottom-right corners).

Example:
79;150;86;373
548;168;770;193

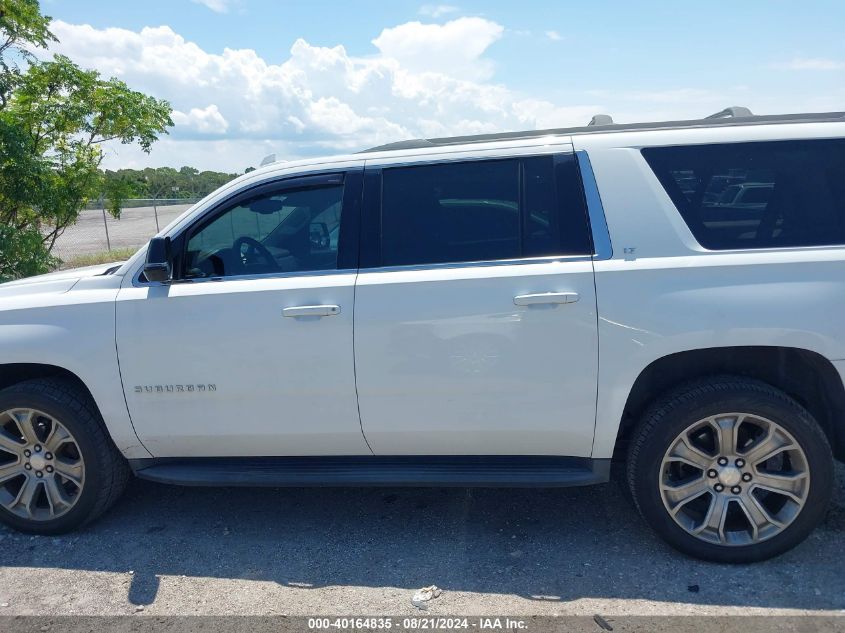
51;199;200;266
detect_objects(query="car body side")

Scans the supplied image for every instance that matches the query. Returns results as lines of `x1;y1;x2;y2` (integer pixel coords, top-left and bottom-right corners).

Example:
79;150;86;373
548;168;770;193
1;122;845;463
575;122;845;460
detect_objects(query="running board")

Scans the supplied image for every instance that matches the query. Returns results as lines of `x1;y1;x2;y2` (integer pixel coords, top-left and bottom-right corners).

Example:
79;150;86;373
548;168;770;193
130;456;610;488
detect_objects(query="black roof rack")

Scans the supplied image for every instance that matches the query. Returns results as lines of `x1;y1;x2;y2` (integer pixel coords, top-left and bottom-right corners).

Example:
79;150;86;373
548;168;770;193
361;110;845;154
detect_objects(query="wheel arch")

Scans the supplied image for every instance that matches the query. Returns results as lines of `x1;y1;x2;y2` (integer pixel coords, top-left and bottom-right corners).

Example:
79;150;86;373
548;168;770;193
0;363;96;403
614;346;845;462
0;364;133;532
0;362;151;459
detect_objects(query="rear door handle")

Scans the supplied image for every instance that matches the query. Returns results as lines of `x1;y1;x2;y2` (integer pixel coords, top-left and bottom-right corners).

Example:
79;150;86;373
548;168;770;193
283;305;341;318
513;292;579;306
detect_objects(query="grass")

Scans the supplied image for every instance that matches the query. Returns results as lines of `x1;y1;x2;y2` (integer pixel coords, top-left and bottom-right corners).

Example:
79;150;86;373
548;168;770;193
60;247;137;270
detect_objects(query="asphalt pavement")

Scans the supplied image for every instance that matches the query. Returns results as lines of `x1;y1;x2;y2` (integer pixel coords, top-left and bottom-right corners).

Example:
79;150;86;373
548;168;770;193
0;463;843;617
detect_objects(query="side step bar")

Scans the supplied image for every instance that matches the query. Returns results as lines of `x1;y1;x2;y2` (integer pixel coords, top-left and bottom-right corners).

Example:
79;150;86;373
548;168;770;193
130;456;611;488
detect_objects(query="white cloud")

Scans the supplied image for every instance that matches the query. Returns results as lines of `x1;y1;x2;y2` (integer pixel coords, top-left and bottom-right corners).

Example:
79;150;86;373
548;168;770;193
190;0;232;13
372;17;504;80
419;4;459;18
545;30;562;41
774;57;844;71
172;104;229;134
46;17;604;171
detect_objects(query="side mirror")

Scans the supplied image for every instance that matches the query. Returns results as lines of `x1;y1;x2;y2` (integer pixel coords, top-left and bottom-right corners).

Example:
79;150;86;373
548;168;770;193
144;237;172;283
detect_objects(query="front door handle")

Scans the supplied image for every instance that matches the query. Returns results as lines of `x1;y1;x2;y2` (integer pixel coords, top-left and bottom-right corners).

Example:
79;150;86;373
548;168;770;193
513;292;579;306
283;305;341;318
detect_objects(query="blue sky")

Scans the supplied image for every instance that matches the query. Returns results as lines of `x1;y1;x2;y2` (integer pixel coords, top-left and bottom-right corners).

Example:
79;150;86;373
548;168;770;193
40;0;845;171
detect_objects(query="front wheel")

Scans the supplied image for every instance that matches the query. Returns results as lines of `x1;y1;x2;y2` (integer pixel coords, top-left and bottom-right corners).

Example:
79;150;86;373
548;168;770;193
0;378;130;534
627;376;834;563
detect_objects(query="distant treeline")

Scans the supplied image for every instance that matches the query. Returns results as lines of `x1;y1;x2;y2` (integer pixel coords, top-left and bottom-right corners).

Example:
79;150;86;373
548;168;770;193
101;166;247;201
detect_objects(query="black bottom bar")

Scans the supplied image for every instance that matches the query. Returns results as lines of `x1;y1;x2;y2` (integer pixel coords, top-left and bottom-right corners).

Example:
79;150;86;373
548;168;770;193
130;455;611;488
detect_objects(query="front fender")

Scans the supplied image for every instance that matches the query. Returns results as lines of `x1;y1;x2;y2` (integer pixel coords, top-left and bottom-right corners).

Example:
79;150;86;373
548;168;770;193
0;275;150;458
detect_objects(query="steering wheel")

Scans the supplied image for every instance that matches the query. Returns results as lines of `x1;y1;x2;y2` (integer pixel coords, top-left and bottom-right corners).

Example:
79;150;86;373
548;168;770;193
233;236;276;270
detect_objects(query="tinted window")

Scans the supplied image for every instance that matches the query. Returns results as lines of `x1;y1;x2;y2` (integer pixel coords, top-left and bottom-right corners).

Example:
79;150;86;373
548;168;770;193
380;155;591;266
523;156;558;256
642;139;845;250
184;185;343;278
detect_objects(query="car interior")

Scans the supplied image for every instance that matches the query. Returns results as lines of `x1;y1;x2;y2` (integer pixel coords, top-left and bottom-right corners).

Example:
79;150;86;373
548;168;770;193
646;140;845;250
183;185;343;279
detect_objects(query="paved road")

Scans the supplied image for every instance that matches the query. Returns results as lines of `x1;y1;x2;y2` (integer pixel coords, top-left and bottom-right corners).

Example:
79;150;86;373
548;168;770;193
51;205;193;261
0;463;842;616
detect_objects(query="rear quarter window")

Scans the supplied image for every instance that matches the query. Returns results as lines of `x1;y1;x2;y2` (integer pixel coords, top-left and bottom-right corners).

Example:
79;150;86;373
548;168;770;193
642;139;845;250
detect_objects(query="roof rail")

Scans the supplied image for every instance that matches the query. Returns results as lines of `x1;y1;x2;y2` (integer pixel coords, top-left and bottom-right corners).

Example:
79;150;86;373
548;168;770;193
360;111;845;153
361;139;436;153
588;114;614;126
706;106;754;120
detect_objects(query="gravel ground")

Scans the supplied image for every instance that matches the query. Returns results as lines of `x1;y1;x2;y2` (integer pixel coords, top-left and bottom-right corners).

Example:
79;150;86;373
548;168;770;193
0;463;842;617
51;205;192;261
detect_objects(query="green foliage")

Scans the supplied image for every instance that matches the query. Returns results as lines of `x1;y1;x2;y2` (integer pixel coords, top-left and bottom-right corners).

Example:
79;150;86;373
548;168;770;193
0;0;174;280
0;0;55;107
0;0;53;52
2;55;174;244
0;224;57;281
100;171;133;218
98;166;239;204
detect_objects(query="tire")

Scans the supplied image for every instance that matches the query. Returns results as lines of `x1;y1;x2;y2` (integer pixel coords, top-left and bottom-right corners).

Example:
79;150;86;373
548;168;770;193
0;378;130;534
627;375;834;563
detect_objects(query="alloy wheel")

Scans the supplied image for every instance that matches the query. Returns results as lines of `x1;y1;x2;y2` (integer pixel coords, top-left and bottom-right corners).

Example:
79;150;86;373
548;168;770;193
659;413;810;546
0;408;85;521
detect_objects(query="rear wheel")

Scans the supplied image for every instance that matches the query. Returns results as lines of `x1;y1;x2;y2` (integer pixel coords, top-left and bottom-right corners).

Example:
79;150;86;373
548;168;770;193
0;378;130;534
627;376;834;562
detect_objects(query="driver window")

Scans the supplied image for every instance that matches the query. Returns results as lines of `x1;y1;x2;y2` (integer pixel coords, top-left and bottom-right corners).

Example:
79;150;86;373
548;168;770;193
184;184;344;279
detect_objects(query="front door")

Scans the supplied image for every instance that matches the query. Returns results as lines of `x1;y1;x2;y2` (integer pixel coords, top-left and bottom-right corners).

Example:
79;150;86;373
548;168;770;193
354;153;599;456
116;170;371;457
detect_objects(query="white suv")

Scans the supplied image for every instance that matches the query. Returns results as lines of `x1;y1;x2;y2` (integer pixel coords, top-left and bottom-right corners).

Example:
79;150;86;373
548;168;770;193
1;108;844;563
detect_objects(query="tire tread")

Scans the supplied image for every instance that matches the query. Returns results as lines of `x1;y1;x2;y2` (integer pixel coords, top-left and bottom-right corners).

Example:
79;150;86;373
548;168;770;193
1;377;130;530
626;374;833;562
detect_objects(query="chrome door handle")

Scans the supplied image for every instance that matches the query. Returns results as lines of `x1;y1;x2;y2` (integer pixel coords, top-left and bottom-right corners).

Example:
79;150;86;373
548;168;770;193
513;292;579;306
283;305;341;317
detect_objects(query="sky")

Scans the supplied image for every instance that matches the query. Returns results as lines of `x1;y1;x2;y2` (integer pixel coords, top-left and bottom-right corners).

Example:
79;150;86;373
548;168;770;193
37;0;845;173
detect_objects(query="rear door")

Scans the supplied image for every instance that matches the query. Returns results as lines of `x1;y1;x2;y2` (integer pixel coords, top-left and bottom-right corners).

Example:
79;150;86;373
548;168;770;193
354;150;600;456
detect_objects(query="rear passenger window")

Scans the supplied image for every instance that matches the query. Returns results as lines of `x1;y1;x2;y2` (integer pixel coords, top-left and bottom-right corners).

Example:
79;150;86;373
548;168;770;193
380;155;591;266
642;140;845;250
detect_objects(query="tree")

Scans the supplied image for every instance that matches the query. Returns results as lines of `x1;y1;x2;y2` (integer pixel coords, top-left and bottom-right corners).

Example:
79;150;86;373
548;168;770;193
0;0;54;108
100;166;238;200
0;0;173;280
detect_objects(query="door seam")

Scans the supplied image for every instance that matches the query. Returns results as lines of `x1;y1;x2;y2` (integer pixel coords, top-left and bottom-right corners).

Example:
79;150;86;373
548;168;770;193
351;269;375;454
113;288;155;458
